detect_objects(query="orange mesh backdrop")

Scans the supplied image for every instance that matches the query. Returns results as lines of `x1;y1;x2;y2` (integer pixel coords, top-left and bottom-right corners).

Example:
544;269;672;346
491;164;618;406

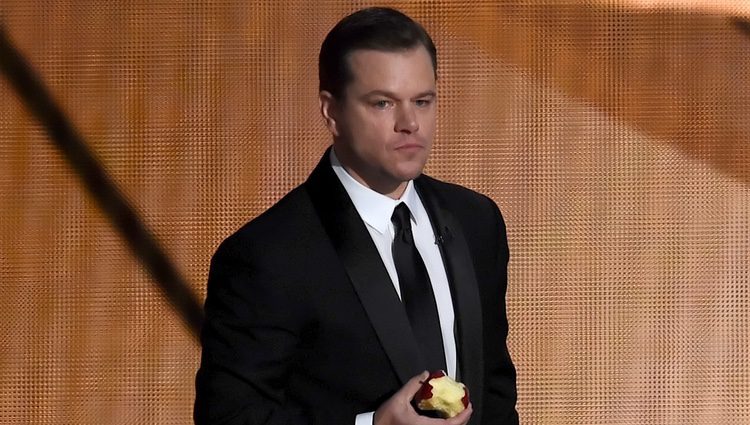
1;1;748;424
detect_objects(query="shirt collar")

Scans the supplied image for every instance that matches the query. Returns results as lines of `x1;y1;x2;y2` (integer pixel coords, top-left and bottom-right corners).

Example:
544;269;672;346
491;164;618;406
330;148;421;235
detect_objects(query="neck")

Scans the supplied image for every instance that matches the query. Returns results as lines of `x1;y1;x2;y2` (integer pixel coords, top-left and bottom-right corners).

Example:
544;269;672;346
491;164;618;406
332;146;408;200
342;163;408;200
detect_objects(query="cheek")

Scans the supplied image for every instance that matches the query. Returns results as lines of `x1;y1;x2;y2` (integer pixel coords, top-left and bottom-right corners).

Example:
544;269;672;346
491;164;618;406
344;108;378;132
419;109;437;129
353;115;394;146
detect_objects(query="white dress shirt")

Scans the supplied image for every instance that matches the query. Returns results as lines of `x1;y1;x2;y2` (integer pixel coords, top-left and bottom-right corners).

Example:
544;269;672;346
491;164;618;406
330;149;458;425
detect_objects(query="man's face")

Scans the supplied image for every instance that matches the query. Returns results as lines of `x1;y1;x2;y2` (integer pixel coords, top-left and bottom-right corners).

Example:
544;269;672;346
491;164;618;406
320;46;437;198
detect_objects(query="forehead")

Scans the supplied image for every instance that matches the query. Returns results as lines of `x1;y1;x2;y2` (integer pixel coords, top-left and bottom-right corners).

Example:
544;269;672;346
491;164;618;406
344;47;436;95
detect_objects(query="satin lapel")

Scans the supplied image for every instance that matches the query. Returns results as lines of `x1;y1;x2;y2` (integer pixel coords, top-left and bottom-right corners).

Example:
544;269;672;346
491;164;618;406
415;177;485;425
304;151;424;385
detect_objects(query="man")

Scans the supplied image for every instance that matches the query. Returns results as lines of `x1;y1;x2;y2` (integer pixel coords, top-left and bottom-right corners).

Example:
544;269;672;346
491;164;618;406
195;7;518;425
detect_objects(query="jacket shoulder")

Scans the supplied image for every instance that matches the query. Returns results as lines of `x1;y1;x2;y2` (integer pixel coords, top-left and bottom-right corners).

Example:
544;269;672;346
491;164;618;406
418;174;500;213
213;184;316;260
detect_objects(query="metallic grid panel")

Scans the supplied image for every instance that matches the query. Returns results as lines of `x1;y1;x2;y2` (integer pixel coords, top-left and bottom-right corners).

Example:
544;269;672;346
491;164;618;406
1;1;748;424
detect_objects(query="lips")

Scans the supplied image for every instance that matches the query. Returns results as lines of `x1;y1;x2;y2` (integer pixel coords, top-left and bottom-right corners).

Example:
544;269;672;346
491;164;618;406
395;143;424;150
393;137;427;151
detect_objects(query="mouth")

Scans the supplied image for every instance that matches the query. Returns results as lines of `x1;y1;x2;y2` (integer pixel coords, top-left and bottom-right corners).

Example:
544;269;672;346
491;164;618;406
394;142;425;151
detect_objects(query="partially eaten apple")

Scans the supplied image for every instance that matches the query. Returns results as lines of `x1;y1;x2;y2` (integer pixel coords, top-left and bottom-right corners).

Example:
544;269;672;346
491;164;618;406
413;370;470;418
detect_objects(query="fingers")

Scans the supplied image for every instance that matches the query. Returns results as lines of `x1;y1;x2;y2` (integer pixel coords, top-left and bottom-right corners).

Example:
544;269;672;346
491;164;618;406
375;372;472;425
444;402;473;425
374;371;429;425
403;371;429;397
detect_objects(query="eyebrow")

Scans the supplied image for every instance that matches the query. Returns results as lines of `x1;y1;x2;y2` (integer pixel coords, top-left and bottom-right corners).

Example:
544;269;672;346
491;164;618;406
362;89;437;99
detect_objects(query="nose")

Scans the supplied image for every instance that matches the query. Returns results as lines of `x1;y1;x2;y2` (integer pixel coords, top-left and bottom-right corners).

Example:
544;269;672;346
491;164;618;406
394;104;419;134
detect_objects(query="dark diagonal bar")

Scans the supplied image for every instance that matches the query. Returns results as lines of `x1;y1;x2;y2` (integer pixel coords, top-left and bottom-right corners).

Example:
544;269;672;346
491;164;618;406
734;18;750;38
0;26;204;338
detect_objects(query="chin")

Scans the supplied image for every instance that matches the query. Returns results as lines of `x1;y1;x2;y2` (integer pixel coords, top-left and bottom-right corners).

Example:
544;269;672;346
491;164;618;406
393;159;428;181
398;170;424;181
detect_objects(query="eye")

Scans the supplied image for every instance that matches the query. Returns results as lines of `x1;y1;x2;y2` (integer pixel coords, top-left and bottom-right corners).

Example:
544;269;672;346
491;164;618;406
373;99;392;109
415;98;433;108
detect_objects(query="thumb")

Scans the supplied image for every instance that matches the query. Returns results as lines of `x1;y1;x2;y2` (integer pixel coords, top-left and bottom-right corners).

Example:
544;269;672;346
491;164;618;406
403;371;430;397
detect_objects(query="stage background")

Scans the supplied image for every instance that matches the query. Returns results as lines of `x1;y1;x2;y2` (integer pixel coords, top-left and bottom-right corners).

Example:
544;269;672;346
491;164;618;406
1;1;748;423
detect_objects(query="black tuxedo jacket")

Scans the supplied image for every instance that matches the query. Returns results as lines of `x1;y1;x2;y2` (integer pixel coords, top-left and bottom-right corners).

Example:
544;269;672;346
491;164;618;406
195;151;518;424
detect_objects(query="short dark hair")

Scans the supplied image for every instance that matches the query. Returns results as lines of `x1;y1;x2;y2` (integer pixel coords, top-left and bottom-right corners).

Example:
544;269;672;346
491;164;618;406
319;7;437;99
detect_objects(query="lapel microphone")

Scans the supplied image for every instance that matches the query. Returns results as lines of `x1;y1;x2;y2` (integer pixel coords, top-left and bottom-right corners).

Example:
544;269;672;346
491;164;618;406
435;226;452;245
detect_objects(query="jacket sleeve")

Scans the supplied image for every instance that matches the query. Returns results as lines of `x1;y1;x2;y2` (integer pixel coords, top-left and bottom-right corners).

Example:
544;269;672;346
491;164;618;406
480;199;520;425
194;239;310;425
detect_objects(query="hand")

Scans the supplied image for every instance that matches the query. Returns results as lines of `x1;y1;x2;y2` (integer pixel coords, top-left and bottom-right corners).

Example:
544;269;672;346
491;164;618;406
373;371;473;425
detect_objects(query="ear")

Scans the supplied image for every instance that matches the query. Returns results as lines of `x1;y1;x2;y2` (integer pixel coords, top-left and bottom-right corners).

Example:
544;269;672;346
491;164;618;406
319;90;340;137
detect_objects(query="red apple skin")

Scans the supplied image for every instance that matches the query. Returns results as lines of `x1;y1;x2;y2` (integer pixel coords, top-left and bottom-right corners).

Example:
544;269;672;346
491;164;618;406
416;370;446;401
